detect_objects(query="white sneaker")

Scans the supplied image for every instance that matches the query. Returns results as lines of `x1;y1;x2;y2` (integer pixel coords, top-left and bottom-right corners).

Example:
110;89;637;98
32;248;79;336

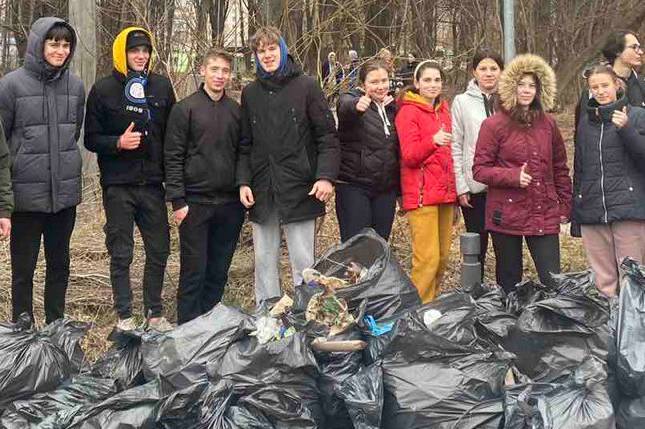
116;317;137;332
148;317;174;332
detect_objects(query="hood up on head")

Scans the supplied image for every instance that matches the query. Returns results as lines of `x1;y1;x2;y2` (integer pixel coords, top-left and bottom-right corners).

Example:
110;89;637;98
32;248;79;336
112;26;155;77
24;17;77;81
498;53;556;111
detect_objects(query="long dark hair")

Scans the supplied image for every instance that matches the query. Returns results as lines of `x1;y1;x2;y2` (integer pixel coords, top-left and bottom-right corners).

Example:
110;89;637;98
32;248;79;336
506;72;543;125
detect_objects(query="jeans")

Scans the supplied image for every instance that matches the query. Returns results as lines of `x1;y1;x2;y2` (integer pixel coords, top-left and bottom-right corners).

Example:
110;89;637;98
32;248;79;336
102;184;169;319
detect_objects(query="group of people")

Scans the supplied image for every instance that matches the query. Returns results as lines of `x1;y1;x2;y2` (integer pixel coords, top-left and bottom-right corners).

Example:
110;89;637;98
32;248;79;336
322;48;417;100
340;30;645;302
0;17;643;332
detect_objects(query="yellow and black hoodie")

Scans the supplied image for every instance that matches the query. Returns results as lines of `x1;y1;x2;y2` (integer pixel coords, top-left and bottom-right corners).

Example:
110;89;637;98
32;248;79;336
84;26;176;186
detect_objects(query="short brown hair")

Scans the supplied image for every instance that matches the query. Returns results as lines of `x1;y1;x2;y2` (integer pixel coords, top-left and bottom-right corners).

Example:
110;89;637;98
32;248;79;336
202;47;233;66
250;26;281;52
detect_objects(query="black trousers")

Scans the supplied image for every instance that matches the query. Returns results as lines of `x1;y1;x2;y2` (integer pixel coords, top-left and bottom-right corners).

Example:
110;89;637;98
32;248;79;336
177;201;244;324
461;192;489;277
102;184;170;319
335;183;397;242
11;207;76;324
491;231;560;294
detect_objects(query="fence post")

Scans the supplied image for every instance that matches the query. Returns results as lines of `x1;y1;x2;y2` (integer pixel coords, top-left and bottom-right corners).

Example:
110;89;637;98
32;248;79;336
460;232;481;289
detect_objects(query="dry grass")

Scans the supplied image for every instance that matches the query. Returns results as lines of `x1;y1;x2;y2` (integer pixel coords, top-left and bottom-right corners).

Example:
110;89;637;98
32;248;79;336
0;111;587;361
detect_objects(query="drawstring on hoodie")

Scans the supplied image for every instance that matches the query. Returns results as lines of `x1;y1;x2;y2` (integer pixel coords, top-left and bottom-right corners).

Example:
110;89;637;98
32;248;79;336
375;102;391;137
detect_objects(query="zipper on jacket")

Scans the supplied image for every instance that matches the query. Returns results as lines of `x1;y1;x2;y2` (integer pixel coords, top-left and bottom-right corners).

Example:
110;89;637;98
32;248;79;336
598;122;609;223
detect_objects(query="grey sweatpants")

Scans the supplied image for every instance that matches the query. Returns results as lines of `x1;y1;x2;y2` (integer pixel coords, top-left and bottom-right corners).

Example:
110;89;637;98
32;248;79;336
251;211;316;304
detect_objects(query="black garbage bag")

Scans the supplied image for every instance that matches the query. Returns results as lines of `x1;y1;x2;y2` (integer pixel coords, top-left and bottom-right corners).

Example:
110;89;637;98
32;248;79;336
379;296;511;428
309;230;420;320
141;304;254;387
462;283;517;345
91;329;145;390
314;328;364;428
506;280;554;316
363;293;477;366
617;396;645;429
381;351;509;429
337;364;384;429
0;314;76;406
552;269;607;306
66;376;208;429
504;357;615;429
615;258;645;398
41;318;92;373
606;297;621;411
505;287;610;381
208;332;324;427
0;375;118;428
199;380;276;428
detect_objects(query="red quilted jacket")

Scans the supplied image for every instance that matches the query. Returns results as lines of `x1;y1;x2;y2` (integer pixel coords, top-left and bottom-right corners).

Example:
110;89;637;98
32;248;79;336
395;91;457;210
473;111;572;235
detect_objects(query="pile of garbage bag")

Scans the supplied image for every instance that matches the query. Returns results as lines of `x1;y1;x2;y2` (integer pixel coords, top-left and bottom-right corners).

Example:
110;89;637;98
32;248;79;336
609;258;645;428
2;230;642;429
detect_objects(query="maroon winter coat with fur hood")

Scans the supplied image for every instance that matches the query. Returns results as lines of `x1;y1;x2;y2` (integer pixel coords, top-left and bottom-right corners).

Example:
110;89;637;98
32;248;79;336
472;54;572;236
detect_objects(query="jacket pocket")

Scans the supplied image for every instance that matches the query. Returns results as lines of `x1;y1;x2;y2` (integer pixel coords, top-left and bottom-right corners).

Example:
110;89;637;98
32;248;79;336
491;191;527;229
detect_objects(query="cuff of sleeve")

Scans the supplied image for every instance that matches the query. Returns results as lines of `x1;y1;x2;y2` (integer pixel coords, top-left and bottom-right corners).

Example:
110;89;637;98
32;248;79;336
315;175;336;184
0;208;11;218
172;199;187;211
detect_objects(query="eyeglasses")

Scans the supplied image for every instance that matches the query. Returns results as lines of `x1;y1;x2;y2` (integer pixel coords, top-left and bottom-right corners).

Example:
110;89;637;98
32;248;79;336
626;43;643;53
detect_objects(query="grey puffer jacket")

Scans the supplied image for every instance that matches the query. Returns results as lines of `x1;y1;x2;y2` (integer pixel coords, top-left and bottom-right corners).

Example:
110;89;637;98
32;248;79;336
0;17;85;213
451;79;496;196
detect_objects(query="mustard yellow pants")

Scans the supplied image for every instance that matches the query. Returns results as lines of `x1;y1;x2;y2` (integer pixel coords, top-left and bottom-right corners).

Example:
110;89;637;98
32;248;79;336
407;204;454;303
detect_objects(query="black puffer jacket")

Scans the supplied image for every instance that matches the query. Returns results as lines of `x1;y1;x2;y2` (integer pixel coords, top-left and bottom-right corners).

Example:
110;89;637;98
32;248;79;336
236;58;340;224
0;17;85;213
164;86;240;209
573;95;645;225
337;89;399;192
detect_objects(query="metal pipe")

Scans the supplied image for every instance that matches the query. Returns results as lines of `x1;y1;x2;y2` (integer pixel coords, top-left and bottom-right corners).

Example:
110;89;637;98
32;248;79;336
503;0;516;63
460;232;482;290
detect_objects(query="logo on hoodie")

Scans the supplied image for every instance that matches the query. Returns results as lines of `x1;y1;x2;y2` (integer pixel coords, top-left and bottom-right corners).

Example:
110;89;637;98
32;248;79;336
124;75;148;114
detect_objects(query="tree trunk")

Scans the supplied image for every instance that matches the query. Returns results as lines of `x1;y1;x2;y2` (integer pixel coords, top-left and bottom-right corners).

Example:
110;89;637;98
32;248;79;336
69;0;98;173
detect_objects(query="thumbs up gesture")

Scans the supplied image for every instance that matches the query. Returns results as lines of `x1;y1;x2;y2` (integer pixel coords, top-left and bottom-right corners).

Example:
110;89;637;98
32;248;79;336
433;125;452;146
356;95;372;112
118;122;142;150
612;106;629;129
519;162;533;188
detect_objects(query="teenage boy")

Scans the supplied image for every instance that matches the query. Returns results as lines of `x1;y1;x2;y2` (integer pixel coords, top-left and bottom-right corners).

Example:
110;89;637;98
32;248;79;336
84;27;175;331
0;17;84;324
165;48;244;324
237;26;340;306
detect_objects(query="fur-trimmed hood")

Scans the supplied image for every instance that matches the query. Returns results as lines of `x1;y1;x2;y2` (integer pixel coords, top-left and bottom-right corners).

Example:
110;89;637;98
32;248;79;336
498;54;556;111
